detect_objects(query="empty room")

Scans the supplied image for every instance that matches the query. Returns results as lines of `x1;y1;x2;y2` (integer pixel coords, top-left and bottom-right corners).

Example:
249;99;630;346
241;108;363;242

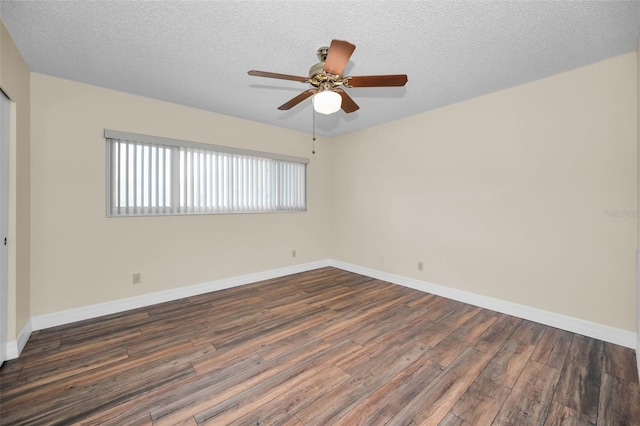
0;1;639;424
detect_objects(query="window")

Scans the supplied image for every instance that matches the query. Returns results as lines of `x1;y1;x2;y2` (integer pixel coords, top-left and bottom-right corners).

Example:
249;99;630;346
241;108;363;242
105;130;307;216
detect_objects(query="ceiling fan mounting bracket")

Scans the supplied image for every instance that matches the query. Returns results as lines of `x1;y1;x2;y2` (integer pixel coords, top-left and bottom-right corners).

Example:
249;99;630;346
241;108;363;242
316;46;329;62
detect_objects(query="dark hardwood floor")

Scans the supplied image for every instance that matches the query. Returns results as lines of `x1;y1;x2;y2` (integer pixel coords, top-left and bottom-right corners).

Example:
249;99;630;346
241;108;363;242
1;267;638;425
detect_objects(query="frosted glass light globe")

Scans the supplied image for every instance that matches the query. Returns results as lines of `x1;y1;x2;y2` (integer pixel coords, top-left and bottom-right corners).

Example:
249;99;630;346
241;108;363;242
312;90;342;114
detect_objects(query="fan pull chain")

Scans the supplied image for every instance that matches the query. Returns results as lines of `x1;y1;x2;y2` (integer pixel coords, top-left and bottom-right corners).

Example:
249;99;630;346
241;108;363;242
312;107;316;155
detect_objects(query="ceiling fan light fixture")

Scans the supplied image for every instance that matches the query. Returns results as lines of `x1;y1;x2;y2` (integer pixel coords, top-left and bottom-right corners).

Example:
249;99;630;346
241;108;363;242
248;39;407;115
313;89;342;114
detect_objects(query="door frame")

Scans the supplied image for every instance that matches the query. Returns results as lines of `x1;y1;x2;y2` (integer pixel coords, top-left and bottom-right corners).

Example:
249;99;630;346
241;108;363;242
0;89;10;365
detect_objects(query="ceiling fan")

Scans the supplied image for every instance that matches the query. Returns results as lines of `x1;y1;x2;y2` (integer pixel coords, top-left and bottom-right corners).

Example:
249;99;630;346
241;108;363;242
248;39;408;115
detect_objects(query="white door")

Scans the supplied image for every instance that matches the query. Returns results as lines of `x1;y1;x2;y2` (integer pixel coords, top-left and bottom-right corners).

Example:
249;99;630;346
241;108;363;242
0;91;9;365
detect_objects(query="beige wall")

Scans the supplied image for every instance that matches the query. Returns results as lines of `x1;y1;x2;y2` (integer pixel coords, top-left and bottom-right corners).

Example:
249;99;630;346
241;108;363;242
331;53;637;331
0;20;30;341
30;73;331;316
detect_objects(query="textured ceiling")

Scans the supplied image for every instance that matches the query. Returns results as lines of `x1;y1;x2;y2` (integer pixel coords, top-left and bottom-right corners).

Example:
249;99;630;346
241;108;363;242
1;1;639;137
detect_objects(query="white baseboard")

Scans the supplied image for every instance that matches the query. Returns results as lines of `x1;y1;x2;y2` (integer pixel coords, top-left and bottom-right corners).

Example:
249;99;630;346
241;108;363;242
30;260;330;333
329;259;638;349
5;318;32;360
637;338;640;381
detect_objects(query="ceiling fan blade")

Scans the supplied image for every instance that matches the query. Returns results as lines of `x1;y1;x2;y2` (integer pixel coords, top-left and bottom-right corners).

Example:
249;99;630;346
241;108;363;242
248;70;309;83
323;39;356;75
335;89;359;113
344;74;408;88
278;89;317;110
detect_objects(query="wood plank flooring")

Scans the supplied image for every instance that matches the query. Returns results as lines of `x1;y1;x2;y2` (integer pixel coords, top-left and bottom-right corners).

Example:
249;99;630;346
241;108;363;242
1;267;638;425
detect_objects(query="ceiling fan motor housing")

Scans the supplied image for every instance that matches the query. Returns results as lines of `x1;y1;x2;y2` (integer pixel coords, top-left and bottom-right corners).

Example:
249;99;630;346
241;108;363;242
309;62;325;80
308;64;343;88
309;45;345;88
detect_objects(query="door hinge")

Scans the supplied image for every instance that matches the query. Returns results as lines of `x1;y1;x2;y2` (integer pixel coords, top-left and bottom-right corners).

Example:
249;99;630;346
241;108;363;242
3;237;6;246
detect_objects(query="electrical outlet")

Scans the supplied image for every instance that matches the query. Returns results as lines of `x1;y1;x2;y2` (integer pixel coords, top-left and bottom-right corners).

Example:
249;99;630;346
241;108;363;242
418;262;424;271
292;250;296;258
132;273;141;285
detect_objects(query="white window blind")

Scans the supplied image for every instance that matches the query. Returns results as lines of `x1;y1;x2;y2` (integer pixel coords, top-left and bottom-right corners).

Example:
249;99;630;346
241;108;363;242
105;130;307;216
